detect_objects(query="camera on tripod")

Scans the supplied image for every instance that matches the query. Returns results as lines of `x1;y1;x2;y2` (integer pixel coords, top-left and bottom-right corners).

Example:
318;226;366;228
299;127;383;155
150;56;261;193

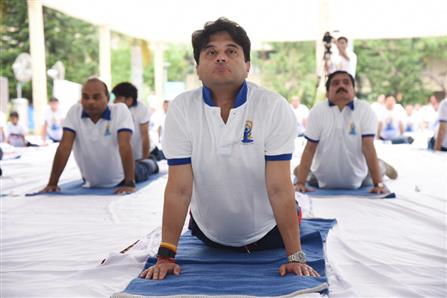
322;31;334;61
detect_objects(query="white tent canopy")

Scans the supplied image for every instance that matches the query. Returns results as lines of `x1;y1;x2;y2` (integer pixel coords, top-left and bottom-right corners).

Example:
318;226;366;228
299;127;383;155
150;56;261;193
27;0;447;132
41;0;447;42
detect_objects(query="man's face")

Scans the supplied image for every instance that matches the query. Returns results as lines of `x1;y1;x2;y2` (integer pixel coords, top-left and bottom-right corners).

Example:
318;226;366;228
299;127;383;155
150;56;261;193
10;116;19;125
196;31;250;89
336;39;348;52
49;101;59;112
162;101;169;113
385;96;396;110
81;80;109;117
327;73;355;103
114;96;132;108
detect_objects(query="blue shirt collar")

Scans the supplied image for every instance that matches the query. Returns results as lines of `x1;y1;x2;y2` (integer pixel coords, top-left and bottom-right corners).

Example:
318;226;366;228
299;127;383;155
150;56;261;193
328;99;355;110
81;106;111;120
202;81;248;108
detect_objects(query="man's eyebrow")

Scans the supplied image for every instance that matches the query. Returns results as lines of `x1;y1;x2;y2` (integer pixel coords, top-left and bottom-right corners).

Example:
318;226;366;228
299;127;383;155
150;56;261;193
226;43;239;48
204;43;239;49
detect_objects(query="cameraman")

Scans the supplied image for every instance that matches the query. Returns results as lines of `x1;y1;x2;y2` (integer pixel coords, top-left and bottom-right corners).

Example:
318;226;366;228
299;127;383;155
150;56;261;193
325;36;357;77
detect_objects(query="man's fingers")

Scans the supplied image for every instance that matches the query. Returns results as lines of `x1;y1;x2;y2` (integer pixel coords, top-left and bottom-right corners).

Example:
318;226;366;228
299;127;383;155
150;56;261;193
153;266;160;280
301;266;310;276
279;265;286;276
159;266;169;279
310;267;320;277
173;264;181;275
139;267;153;279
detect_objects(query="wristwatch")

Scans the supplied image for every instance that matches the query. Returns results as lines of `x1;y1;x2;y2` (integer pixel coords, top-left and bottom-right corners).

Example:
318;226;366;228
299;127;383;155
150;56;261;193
288;250;306;264
374;182;385;188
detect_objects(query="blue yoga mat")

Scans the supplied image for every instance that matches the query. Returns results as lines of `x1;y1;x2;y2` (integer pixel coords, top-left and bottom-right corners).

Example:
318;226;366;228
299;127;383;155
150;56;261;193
113;218;337;298
26;172;166;196
304;185;396;199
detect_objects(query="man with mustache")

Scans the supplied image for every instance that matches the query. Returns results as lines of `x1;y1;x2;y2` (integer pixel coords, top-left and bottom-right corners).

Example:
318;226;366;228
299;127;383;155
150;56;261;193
294;70;396;193
140;17;319;280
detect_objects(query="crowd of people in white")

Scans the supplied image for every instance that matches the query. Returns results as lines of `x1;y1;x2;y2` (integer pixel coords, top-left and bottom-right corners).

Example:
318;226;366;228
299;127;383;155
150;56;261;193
0;90;444;151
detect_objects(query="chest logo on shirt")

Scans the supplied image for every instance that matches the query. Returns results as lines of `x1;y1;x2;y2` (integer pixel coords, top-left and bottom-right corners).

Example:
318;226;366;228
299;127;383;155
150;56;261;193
348;122;357;135
104;123;111;136
241;120;254;144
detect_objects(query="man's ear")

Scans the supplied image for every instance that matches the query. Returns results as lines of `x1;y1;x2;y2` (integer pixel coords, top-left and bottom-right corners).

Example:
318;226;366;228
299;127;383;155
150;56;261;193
245;61;251;74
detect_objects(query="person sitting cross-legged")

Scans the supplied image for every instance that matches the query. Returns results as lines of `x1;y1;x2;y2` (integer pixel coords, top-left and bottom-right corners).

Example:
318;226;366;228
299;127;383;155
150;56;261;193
294;71;397;194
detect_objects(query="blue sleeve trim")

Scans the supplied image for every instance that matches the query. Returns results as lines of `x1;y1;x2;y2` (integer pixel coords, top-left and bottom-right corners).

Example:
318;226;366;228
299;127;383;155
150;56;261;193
265;154;292;161
362;134;375;138
439;120;447;123
63;127;76;134
118;128;133;134
304;136;319;143
167;157;192;166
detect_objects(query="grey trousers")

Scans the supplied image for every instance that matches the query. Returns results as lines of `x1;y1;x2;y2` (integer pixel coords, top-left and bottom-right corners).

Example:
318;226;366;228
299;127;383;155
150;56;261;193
135;158;159;183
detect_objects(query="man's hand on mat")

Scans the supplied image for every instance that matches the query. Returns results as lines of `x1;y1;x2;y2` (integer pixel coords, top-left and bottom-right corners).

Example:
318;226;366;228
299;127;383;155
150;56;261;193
294;183;314;193
369;185;388;194
279;262;320;277
139;260;181;280
114;186;136;195
40;185;61;193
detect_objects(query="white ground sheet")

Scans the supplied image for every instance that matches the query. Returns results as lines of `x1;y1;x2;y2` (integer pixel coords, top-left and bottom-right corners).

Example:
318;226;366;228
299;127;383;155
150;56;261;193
1;139;446;297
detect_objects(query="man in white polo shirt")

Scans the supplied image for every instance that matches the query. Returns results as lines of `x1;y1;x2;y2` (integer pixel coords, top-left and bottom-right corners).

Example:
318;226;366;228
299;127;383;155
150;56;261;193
140;17;318;281
434;98;447;151
41;77;137;195
294;70;396;193
112;82;159;182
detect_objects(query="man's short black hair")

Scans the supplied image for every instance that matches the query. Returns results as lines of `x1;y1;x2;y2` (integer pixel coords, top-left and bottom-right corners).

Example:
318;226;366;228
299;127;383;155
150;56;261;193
192;17;251;64
9;111;19;118
337;36;348;43
112;82;138;106
325;70;355;91
49;96;59;102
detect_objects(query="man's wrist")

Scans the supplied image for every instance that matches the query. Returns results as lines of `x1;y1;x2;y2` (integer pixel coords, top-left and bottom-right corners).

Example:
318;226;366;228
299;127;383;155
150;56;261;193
288;250;306;264
374;182;384;188
123;180;136;188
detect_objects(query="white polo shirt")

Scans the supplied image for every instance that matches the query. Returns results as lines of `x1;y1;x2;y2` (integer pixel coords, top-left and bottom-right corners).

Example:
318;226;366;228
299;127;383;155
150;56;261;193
292;104;310;135
436;99;447;148
129;102;150;160
379;106;404;140
328;51;357;77
305;98;377;189
162;81;297;246
63;103;134;187
43;106;64;141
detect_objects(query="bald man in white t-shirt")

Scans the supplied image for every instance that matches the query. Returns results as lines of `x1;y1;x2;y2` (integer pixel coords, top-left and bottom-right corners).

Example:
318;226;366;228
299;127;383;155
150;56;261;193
41;78;137;195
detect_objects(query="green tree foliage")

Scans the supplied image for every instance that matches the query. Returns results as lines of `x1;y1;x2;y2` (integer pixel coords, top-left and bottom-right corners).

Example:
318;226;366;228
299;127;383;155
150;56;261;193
0;1;98;103
111;37;193;93
111;34;132;87
355;37;447;103
254;42;316;106
44;7;98;87
0;0;31;100
165;44;194;82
